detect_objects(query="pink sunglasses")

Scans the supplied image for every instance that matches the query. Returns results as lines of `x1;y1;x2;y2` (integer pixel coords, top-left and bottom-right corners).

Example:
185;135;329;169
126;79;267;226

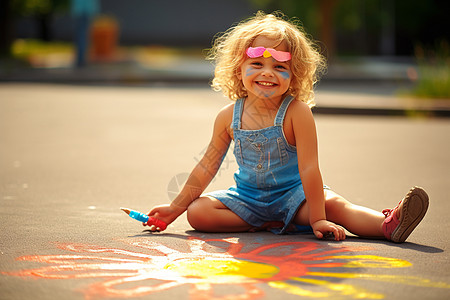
246;47;291;62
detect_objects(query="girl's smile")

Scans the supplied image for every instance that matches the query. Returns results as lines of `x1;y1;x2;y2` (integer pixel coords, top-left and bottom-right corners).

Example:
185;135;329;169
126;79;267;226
257;81;277;87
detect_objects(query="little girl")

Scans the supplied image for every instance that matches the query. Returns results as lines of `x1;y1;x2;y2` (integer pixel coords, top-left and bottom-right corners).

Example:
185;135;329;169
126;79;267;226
145;12;429;242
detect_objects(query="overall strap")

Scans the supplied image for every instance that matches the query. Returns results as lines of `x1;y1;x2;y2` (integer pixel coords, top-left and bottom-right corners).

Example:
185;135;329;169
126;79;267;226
231;98;244;130
274;95;295;126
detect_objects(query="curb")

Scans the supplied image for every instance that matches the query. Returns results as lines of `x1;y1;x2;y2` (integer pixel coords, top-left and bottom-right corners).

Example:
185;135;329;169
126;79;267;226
313;106;450;118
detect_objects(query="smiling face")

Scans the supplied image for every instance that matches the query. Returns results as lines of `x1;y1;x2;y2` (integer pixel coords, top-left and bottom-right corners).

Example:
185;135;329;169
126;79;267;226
238;36;292;102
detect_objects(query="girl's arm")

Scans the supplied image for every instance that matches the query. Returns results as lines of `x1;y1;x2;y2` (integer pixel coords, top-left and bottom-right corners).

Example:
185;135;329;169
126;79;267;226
146;104;233;228
171;105;232;209
291;101;345;240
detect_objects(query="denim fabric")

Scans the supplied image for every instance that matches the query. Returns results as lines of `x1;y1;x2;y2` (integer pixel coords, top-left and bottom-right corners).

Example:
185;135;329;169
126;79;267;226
206;96;313;234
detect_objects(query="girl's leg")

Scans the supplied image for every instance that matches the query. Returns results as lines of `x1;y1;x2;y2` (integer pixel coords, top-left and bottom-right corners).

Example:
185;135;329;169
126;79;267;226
295;190;385;238
323;189;385;237
187;196;253;232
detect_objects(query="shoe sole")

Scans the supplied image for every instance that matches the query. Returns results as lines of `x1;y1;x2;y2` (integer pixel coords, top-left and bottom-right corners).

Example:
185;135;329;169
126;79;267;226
391;186;429;243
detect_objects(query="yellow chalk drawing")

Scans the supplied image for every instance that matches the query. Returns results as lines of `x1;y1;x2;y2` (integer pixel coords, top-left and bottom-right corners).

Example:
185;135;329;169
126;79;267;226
269;279;385;299
307;272;450;289
323;255;412;268
2;238;449;299
268;281;331;298
165;258;279;282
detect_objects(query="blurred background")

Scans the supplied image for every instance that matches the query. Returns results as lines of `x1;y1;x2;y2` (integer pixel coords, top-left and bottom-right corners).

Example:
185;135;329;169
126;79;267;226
0;0;449;99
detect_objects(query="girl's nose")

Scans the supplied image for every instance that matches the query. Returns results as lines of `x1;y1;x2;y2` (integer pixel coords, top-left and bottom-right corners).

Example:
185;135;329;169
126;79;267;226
261;67;274;77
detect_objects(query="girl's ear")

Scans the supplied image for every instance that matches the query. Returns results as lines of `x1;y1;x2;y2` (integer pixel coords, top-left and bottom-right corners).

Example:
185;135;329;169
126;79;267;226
236;69;242;80
287;86;293;94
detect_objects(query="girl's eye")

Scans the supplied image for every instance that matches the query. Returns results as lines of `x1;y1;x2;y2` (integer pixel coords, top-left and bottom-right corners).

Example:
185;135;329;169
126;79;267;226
251;62;262;67
275;65;287;70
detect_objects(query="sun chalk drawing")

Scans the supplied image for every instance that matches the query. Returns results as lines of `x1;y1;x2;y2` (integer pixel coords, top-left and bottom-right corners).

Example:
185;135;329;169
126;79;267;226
3;237;450;299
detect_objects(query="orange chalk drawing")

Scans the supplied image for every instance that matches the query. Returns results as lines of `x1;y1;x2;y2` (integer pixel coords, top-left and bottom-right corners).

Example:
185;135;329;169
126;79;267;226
3;237;450;299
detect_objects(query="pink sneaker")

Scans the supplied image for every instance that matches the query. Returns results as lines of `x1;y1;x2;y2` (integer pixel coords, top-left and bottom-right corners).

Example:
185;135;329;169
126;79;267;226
382;186;429;243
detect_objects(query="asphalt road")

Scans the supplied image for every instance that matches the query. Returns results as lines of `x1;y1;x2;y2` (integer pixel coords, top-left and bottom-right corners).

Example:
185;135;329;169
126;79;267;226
1;83;449;300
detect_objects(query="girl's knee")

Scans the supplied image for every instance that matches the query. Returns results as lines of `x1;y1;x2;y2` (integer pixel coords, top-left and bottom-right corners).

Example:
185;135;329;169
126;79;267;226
187;197;215;231
325;195;349;216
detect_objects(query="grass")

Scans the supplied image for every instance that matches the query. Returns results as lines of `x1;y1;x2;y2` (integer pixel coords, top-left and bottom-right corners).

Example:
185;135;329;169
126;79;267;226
409;41;450;99
9;39;74;68
12;39;73;60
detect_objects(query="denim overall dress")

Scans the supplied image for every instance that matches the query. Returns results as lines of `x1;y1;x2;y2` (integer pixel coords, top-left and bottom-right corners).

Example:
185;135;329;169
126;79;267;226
206;96;313;234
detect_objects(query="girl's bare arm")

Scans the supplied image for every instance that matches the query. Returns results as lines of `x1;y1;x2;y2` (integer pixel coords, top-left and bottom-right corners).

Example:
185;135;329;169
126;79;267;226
171;105;232;209
291;101;345;240
147;104;233;225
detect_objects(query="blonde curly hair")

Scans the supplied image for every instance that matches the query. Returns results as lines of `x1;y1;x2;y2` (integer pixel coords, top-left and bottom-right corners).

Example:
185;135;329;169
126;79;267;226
208;11;326;107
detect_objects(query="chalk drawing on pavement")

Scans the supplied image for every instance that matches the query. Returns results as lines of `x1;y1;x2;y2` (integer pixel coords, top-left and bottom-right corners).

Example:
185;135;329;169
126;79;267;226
3;237;450;299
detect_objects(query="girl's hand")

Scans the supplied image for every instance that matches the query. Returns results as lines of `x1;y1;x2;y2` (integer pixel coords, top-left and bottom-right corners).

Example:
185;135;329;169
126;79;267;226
312;219;346;241
144;204;185;232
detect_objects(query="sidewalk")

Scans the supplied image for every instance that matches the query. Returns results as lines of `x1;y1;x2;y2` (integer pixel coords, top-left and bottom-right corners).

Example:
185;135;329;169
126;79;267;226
1;51;449;117
1;83;449;300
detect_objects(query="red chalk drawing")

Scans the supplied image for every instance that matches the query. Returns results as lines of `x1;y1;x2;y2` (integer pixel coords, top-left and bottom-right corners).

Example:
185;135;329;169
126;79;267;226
3;237;450;299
